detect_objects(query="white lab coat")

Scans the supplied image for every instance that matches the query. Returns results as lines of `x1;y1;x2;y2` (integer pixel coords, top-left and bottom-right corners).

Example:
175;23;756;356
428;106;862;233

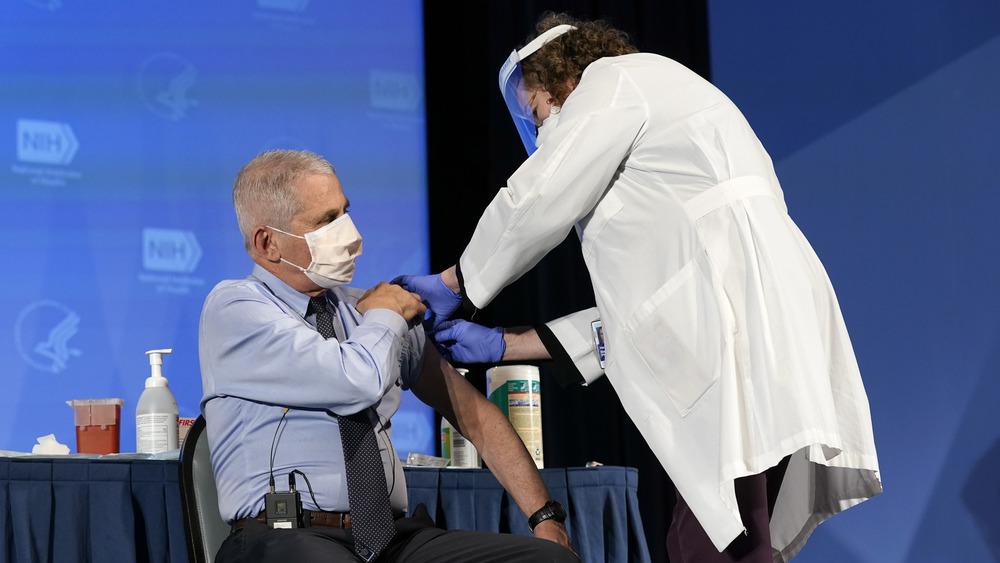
460;53;881;560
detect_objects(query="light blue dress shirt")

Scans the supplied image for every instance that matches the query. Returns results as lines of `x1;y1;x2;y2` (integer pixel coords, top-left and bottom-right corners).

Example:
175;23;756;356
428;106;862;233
198;264;425;522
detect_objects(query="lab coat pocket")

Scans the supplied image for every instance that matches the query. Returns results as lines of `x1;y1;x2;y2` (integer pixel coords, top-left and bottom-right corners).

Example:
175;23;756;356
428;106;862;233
624;256;724;417
578;190;623;258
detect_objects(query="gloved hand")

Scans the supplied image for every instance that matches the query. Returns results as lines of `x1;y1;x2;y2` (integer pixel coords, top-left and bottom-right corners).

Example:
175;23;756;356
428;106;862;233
392;274;463;331
431;319;506;364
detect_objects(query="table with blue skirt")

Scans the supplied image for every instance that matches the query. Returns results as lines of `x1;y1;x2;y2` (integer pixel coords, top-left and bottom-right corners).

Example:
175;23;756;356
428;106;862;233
0;457;650;563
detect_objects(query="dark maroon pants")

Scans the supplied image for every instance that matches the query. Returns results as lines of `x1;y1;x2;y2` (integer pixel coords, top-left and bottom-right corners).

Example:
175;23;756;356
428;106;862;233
666;458;788;563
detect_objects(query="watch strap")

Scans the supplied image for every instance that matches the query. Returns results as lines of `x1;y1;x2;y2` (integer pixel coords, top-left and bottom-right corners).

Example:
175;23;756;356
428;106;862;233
527;500;566;532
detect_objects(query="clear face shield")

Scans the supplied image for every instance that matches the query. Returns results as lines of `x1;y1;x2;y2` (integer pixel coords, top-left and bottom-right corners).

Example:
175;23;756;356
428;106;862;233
498;24;576;156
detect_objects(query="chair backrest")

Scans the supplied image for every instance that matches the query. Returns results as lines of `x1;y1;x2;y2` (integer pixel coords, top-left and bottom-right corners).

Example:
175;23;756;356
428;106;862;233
179;415;231;563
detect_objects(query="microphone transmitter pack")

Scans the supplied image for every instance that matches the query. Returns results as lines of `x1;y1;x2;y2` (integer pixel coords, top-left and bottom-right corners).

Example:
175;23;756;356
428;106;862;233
264;489;304;529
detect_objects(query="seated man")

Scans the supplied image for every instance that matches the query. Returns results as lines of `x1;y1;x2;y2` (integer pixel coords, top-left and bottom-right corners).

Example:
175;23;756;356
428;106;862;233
198;149;577;563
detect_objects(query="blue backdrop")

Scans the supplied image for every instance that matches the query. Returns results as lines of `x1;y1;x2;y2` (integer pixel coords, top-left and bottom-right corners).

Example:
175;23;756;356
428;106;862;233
5;2;1000;560
709;1;1000;561
0;1;435;459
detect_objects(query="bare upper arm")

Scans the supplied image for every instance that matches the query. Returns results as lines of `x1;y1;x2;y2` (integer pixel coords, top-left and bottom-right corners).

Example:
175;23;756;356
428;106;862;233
411;339;489;438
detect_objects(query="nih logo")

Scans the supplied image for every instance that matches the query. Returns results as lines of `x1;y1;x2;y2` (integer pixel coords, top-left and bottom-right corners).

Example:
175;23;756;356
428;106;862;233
257;0;309;10
17;119;79;165
370;71;420;112
143;228;203;273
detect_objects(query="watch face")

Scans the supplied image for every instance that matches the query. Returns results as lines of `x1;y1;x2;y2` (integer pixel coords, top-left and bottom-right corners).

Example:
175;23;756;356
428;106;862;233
550;500;566;519
529;500;567;531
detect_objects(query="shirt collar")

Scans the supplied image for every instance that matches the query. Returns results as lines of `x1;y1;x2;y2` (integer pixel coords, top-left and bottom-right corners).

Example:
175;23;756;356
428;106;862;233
249;264;317;317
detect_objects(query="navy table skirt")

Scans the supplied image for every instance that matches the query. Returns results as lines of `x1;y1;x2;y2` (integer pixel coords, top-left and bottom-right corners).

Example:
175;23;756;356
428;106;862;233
0;457;650;563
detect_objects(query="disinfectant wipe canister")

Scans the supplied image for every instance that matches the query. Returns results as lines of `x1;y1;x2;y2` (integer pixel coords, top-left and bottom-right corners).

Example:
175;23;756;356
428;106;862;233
136;348;179;454
487;365;543;468
441;368;482;468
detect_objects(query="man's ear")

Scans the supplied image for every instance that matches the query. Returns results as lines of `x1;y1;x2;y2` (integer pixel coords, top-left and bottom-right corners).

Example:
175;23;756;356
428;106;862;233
251;226;280;263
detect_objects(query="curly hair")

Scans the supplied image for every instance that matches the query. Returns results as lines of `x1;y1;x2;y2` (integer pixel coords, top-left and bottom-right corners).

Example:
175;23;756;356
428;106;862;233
519;12;639;105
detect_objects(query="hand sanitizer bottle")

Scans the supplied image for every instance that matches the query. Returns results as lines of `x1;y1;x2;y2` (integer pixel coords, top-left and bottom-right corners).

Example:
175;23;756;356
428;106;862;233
136;348;179;454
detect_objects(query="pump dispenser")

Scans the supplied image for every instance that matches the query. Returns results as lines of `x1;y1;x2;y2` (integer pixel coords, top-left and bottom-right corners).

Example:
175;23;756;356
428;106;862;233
136;348;179;454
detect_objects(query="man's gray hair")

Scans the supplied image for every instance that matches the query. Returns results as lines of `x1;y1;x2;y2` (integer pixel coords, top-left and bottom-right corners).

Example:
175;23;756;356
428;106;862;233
232;149;336;252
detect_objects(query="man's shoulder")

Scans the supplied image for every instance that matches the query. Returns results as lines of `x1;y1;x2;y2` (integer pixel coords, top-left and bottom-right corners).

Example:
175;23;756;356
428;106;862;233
203;276;271;308
332;284;368;307
208;276;265;295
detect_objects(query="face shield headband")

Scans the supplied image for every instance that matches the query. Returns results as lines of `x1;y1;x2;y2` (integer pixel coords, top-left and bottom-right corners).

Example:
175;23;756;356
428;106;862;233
498;24;576;156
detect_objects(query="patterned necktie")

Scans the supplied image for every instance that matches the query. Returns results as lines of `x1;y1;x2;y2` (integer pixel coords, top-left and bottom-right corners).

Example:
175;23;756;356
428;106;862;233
307;296;396;561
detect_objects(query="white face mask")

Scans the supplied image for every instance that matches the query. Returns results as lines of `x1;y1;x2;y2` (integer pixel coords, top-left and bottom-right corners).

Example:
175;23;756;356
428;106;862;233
269;214;363;289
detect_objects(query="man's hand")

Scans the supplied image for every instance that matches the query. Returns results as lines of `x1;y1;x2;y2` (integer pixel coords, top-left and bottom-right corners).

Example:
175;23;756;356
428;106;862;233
391;273;462;330
431;319;505;363
533;519;576;555
357;281;426;326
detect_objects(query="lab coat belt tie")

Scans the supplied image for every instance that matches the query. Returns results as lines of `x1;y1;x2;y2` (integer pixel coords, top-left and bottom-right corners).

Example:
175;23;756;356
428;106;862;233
683;176;780;222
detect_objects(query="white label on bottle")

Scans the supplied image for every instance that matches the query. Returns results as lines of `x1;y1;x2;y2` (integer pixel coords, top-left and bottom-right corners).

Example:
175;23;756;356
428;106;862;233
451;432;481;468
136;413;179;454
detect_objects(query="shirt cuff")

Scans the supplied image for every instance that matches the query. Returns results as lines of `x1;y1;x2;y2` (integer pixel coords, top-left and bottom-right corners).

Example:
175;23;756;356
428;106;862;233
455;262;479;314
535;323;586;388
542;308;606;386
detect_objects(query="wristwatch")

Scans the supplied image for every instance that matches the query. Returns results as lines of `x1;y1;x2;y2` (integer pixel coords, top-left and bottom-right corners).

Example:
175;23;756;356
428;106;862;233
527;500;567;532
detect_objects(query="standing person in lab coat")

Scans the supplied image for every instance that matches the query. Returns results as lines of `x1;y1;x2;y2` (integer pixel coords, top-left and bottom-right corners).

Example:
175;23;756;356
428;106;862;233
395;12;882;563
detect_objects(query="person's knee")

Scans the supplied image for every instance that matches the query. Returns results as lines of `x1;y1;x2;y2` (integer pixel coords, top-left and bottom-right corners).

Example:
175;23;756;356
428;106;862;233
533;541;581;562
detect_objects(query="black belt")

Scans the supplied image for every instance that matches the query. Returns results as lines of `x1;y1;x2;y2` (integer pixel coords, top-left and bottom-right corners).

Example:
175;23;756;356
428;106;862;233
232;509;352;531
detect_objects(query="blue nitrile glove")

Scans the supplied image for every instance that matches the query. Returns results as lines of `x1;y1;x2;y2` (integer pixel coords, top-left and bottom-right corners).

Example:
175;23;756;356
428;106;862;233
392;274;463;331
431;319;506;364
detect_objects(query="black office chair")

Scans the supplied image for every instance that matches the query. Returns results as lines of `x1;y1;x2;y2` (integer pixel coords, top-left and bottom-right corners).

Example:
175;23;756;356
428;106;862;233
179;415;231;563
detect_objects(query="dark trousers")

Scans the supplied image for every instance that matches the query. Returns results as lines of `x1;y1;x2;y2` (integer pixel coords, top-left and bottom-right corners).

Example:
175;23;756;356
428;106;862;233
215;504;580;563
667;458;789;563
